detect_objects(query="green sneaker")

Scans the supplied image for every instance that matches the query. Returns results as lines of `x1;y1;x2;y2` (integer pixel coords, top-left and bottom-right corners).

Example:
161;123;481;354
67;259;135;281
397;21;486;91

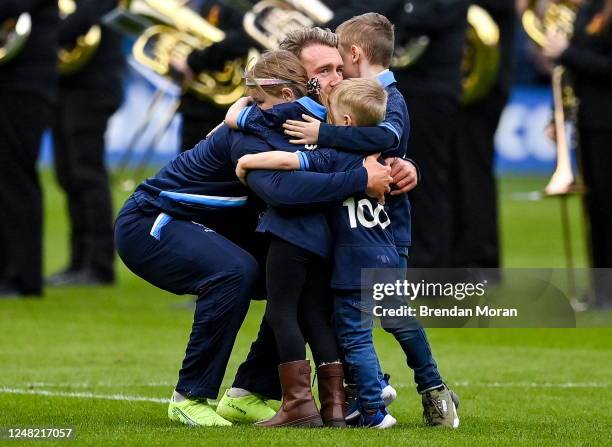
216;389;276;423
168;397;232;427
422;385;460;428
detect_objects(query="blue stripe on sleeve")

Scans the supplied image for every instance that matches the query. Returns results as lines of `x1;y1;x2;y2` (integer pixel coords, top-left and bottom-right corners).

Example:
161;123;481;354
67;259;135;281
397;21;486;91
296;151;310;171
379;121;400;142
237;105;254;129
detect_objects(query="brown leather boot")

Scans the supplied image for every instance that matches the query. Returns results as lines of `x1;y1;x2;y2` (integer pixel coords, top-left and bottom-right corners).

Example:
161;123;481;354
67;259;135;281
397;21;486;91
256;360;323;428
317;362;347;427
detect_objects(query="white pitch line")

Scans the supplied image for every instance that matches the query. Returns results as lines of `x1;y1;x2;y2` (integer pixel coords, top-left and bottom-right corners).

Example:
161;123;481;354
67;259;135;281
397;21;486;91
396;381;609;389
0;387;168;404
2;382;608;405
15;382;175;388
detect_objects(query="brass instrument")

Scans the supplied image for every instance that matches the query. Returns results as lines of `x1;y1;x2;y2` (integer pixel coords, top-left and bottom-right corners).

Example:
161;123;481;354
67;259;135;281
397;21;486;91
522;0;580;196
521;1;587;309
391;36;430;69
0;13;32;65
243;0;333;50
391;5;500;105
109;0;246;106
461;5;500;105
58;0;102;75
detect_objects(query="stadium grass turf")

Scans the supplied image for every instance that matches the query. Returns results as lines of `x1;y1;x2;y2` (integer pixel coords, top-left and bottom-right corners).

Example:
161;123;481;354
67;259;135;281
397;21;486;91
0;172;610;446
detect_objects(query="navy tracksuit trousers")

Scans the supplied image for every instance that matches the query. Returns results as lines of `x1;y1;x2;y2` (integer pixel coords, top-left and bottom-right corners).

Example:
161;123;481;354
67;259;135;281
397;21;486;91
114;197;258;398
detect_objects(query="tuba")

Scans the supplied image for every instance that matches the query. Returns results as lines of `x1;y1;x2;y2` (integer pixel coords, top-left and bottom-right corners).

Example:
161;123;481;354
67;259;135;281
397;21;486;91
0;13;32;65
58;0;102;75
107;0;246;106
243;0;333;50
461;5;500;105
522;0;580;196
392;5;500;105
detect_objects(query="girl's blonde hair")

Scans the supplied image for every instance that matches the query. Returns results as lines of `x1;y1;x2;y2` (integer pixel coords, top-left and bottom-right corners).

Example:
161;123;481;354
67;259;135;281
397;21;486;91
244;50;308;99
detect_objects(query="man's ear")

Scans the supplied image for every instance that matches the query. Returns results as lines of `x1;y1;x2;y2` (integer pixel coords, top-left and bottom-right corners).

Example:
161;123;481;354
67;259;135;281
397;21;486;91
343;114;353;126
281;87;295;102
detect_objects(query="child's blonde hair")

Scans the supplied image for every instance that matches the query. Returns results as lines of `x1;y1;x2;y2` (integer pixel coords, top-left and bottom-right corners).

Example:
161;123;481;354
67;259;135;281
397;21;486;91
244;50;308;99
336;13;395;68
327;78;387;126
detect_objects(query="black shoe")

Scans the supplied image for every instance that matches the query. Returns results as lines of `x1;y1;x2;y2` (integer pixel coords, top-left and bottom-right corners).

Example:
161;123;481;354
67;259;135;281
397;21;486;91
46;268;79;286
46;269;114;287
0;282;42;299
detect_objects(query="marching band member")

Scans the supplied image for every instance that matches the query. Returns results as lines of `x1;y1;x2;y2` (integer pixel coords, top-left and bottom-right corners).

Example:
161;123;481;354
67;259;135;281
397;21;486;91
170;1;250;152
450;0;517;270
0;0;59;298
543;0;612;309
47;0;125;287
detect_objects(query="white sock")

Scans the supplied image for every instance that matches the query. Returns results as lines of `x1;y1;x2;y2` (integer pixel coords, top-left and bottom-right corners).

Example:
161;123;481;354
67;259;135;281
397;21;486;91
172;391;187;402
227;387;252;398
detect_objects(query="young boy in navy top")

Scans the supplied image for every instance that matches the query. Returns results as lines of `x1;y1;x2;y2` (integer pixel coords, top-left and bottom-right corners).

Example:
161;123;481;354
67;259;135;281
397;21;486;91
237;78;399;429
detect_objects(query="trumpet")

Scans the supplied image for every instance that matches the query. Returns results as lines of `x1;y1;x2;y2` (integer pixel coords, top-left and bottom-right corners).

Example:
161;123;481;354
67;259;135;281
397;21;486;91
107;0;246;106
522;0;580;196
0;13;32;65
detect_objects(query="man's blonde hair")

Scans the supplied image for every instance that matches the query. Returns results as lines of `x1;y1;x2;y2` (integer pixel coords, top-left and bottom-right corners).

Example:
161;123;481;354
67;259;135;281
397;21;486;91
336;13;395;67
279;27;338;57
328;78;387;126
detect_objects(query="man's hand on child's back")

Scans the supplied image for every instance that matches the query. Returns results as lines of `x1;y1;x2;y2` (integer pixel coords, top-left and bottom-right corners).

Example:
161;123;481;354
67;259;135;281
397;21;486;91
364;153;392;205
387;158;418;194
283;114;321;145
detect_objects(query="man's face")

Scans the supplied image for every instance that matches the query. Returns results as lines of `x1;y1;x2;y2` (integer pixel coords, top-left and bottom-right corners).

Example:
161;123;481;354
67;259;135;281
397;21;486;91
299;44;344;96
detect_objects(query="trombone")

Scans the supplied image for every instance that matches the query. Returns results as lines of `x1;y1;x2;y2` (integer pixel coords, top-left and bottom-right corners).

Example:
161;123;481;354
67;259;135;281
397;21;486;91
522;0;581;196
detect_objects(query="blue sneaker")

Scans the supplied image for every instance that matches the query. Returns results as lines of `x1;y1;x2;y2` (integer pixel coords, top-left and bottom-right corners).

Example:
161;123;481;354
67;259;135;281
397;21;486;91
380;374;397;407
360;407;397;429
344;385;361;424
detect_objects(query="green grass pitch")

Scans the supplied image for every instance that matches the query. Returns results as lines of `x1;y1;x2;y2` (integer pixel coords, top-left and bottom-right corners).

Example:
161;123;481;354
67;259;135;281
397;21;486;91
0;172;610;446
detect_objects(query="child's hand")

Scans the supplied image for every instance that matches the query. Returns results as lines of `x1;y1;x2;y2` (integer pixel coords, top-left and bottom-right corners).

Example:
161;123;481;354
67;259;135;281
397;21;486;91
225;96;253;129
235;156;251;185
283;114;321;145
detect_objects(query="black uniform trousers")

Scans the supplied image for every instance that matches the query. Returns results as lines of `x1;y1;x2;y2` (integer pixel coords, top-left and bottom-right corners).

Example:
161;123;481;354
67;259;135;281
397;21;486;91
579;127;612;307
0;91;51;295
52;88;121;280
406;93;459;267
450;95;506;268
